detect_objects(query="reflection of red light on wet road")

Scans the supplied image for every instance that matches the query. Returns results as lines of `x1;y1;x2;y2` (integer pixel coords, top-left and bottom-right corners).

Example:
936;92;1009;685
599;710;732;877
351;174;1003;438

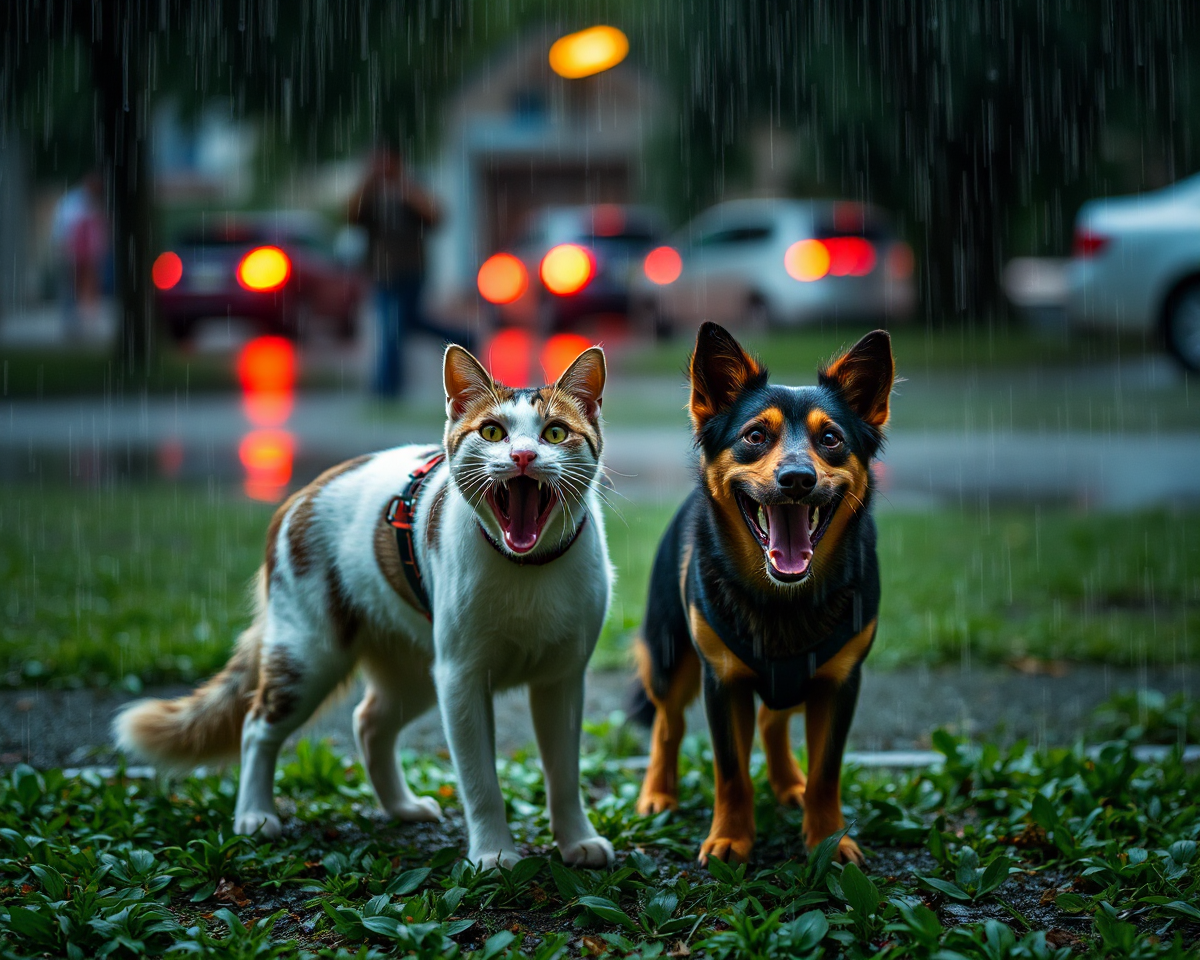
239;429;295;502
541;333;593;381
238;336;296;427
485;327;534;387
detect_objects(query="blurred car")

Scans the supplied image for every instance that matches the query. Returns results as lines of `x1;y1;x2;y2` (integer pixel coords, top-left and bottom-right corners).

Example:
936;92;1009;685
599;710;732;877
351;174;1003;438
629;198;915;338
152;210;365;343
476;204;665;331
1066;173;1200;371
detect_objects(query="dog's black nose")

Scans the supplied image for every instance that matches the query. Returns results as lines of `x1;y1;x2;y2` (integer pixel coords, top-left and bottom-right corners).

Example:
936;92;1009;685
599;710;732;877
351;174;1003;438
777;464;817;494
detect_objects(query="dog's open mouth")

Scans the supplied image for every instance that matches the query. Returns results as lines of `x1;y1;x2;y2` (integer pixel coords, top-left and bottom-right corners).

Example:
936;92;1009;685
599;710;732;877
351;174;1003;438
486;477;557;553
737;492;835;581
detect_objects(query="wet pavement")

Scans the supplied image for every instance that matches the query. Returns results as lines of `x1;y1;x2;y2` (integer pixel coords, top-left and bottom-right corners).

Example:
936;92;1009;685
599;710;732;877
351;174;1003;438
4;663;1195;771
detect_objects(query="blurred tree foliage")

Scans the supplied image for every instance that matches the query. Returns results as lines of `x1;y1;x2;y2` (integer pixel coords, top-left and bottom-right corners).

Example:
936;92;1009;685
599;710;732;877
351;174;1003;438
3;0;1199;357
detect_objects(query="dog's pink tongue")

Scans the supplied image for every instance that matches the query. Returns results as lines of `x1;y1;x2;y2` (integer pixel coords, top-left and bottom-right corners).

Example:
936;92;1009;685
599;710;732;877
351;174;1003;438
766;504;812;575
504;478;541;553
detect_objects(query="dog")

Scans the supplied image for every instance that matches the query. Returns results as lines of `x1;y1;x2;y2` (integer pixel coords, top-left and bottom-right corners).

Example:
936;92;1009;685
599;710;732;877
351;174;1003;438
632;321;894;866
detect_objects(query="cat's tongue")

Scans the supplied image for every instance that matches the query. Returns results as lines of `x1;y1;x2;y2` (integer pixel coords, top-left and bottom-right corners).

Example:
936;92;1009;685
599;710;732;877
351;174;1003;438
503;476;542;553
766;503;812;576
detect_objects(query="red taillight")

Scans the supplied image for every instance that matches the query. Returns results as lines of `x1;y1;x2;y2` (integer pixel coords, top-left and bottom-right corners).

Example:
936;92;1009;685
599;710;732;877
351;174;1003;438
1074;230;1109;258
477;253;528;304
152;251;183;290
540;244;594;296
237;246;291;292
823;237;877;276
644;246;682;285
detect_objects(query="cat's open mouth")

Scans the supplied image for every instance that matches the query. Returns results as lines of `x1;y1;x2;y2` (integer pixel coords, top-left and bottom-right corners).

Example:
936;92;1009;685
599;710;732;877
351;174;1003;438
486;476;557;553
736;492;837;582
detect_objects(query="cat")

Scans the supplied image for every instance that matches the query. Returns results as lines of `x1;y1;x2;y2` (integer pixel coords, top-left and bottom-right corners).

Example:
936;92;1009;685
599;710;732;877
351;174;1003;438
115;344;615;869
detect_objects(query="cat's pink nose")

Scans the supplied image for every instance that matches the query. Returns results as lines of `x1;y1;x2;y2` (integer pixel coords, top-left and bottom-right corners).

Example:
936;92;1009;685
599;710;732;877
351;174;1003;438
510;448;537;471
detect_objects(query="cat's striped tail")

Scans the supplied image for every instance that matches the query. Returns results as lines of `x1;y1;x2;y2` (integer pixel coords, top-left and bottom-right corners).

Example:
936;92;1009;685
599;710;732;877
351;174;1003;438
113;570;266;768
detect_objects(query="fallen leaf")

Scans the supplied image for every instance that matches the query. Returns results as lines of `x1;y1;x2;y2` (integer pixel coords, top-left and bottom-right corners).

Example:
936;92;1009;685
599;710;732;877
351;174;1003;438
581;935;608;955
215;878;249;908
1007;655;1069;677
668;940;692;957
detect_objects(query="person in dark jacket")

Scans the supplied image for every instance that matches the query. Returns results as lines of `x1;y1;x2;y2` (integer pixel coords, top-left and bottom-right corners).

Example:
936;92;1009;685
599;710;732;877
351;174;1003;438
350;143;454;396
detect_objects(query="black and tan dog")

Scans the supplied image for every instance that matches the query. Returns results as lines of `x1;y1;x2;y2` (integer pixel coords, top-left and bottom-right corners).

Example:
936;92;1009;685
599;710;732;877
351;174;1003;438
632;321;894;866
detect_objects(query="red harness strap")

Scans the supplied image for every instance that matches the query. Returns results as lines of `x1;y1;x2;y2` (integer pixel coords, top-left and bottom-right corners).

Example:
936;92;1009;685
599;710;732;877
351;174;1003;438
385;449;445;621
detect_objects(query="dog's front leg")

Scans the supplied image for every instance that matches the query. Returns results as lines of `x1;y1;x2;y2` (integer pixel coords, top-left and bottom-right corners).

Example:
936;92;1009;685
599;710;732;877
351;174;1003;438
803;663;865;865
530;670;614;868
435;664;518;869
698;664;756;866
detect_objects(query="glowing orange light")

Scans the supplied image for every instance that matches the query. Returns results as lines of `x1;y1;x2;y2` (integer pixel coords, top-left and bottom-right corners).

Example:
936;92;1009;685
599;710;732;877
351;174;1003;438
237;246;291;292
486;327;534;388
152;252;183;290
541;333;594;382
239;429;295;502
549;26;629;79
477;253;529;305
237;336;296;392
643;246;682;285
540;244;594;296
784;240;831;282
238;336;296;427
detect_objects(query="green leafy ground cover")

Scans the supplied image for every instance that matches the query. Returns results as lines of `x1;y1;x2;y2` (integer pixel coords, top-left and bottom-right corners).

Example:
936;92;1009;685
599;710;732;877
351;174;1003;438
3;485;1196;688
2;724;1198;958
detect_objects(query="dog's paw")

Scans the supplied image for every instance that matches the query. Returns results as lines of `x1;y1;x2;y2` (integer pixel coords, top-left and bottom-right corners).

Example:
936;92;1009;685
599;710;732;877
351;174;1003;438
559;836;615;869
773;783;807;808
636;791;679;815
698;834;753;867
806;833;865;865
386;795;442;823
472;849;521;872
234;811;282;838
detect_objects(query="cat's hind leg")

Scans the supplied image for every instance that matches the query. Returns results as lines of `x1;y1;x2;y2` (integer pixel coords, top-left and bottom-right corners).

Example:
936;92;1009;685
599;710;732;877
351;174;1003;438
354;648;441;822
235;631;354;838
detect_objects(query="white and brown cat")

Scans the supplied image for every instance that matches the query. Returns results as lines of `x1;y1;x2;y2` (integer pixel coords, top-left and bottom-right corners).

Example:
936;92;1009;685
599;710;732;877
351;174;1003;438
115;344;615;869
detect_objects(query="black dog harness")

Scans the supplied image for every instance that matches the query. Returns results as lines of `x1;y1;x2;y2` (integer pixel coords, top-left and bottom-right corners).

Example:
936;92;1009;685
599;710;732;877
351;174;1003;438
687;558;867;710
386;449;445;620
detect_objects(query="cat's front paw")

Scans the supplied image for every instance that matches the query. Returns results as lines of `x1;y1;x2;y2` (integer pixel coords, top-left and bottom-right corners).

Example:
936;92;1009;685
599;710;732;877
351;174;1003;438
234;811;282;838
472;848;521;871
385;795;443;823
559;836;615;868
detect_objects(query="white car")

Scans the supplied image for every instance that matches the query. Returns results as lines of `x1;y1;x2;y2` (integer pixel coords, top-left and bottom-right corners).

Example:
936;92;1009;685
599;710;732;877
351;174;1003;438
630;198;915;338
1066;173;1200;370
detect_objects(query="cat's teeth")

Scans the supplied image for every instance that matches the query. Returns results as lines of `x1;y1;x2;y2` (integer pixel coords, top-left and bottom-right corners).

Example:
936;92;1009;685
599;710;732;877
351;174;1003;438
809;507;820;534
757;504;769;534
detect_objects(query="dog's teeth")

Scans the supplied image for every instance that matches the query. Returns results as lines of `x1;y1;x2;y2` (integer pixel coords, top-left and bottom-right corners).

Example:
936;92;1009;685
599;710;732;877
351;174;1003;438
809;507;820;534
757;505;769;534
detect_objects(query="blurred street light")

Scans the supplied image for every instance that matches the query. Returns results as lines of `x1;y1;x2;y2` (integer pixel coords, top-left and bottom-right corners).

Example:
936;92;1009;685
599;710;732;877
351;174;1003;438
548;26;629;79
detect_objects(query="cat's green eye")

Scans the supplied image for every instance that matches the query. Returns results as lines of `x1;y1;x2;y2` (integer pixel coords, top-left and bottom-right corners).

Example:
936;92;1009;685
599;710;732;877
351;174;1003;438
542;424;568;444
480;423;505;442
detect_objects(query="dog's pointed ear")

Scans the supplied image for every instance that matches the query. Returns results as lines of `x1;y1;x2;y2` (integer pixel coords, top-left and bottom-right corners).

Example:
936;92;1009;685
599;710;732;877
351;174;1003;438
554;346;606;419
819;330;894;430
444;344;495;419
689;322;763;431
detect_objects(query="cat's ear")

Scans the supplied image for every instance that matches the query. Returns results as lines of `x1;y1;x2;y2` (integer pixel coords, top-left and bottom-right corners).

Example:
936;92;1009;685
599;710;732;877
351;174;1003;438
818;330;894;430
443;345;495;419
689;321;762;431
554;346;606;419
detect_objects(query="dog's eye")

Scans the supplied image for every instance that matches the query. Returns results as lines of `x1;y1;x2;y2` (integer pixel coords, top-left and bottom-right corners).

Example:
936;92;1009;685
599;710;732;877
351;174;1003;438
820;430;843;449
743;428;766;445
542;424;568;444
480;423;506;442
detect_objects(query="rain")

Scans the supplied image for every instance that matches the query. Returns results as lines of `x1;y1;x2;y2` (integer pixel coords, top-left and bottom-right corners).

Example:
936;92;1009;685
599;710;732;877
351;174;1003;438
1;2;1198;955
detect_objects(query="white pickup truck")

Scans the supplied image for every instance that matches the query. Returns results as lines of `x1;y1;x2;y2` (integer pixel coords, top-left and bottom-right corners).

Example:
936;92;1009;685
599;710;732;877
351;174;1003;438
1066;173;1200;371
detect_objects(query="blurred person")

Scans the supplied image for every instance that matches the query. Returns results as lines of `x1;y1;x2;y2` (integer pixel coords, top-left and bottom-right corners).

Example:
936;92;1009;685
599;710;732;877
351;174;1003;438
349;141;462;397
50;172;108;336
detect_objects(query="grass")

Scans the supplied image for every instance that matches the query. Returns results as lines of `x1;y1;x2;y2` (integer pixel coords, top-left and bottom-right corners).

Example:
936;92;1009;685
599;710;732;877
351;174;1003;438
1;718;1198;957
623;325;1155;381
4;484;1198;687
